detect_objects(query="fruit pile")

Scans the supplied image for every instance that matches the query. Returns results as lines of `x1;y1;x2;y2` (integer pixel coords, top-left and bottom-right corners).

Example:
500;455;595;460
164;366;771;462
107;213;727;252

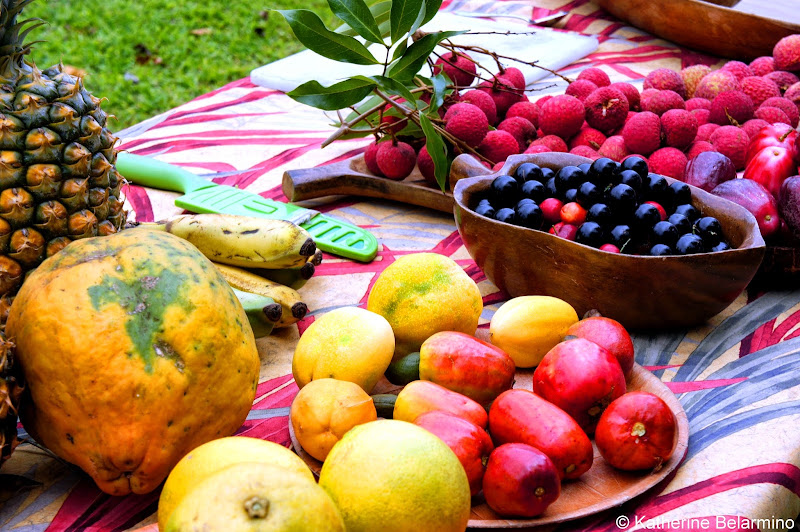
473;157;732;255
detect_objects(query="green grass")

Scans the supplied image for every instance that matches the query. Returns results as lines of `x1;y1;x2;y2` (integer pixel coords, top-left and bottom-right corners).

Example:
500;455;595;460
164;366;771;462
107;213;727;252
22;0;336;131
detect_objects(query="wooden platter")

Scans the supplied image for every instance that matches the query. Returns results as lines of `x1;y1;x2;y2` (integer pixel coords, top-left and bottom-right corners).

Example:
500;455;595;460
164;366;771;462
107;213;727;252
594;0;800;59
289;362;690;529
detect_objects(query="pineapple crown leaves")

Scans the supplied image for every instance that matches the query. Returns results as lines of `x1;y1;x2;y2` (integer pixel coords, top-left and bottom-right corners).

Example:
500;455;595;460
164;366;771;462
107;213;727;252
0;0;45;78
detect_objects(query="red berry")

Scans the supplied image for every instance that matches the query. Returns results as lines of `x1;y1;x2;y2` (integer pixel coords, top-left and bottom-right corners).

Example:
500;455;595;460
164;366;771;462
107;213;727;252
560;202;587;225
644;201;667;221
599;243;621;253
540;197;563;225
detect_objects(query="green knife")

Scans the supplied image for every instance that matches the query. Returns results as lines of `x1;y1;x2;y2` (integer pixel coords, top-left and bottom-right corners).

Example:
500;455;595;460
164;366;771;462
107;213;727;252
116;152;378;263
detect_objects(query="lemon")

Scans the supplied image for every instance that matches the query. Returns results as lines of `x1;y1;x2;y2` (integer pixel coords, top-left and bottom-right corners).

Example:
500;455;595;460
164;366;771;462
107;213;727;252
489;295;579;367
157;436;314;530
319;419;471;532
292;306;394;393
367;253;483;358
164;462;344;532
290;378;377;461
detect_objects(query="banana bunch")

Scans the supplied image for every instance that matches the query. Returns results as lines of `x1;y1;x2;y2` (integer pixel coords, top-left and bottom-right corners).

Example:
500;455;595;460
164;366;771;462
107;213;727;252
142;214;321;337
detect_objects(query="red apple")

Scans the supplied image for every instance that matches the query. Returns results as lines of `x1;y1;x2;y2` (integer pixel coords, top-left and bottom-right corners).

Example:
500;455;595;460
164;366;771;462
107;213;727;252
566;316;635;375
482;443;561;517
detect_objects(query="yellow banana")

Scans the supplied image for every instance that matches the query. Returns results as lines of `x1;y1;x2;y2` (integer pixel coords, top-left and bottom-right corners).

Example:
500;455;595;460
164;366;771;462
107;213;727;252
252;250;320;290
164;214;316;269
232;288;281;338
215;263;308;328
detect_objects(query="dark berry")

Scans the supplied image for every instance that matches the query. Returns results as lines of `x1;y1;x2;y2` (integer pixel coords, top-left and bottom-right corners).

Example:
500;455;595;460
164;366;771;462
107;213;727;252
514;162;543;184
546;176;558;197
589;157;620;185
622;156;648;178
606;183;638;216
540;167;555;181
555;166;585;193
587;203;613;227
578;162;592;174
521;179;546;203
609;224;632;250
576;221;604;247
618;170;642;192
495;207;516;224
632;203;661;234
711;241;731;252
668;181;691;210
474;202;496;219
516;198;535;210
676;233;705;254
564;188;579;203
577;181;602;207
668;213;691;235
490;175;519;206
516;202;542;229
673;203;700;222
650;243;672;256
643;173;668;202
651;221;679;247
694;216;724;246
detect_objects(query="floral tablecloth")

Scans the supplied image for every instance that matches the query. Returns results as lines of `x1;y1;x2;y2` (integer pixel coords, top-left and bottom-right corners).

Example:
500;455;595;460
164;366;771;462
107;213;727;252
2;0;800;530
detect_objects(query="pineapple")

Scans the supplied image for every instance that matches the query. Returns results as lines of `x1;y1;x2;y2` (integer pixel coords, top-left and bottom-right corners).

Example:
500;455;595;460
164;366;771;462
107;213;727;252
0;0;126;464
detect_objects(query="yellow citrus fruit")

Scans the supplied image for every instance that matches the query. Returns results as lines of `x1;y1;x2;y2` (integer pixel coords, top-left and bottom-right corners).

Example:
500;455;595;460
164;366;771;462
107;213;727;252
367;253;482;359
292;306;394;393
157;436;314;530
164;462;345;532
318;419;471;532
489;295;579;368
290;378;377;461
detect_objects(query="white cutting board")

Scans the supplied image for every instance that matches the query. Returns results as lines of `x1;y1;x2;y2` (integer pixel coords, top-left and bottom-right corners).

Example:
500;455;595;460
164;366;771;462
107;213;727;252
251;12;598;92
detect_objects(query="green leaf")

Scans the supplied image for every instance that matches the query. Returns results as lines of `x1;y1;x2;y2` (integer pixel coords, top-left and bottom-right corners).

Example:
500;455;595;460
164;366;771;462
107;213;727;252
391;38;408;62
428;73;448;113
419;113;449;191
275;9;379;65
409;0;427;36
389;0;424;43
327;0;384;44
335;0;392;38
288;78;376;110
421;0;444;26
387;30;465;81
363;75;418;109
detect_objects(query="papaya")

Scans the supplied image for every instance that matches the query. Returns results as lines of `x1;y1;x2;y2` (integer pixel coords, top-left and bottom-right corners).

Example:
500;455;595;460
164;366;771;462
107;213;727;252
6;230;260;495
394;380;488;428
419;331;515;406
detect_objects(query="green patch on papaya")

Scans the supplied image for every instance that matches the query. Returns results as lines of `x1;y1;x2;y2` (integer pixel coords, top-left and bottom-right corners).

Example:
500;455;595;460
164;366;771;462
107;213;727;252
383;270;451;318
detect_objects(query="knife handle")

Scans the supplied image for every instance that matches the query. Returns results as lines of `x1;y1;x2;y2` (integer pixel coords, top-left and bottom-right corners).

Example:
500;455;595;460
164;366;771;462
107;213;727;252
116;152;210;193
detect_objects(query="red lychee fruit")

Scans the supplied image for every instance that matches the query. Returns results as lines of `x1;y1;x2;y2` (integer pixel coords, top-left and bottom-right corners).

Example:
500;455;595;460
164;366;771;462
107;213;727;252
783;82;800;112
524;144;552;154
491;161;505;172
681;65;713;99
536;95;553;109
477;129;520;164
597;135;629;162
498;116;537;152
570;145;600;159
695;122;720;142
643;68;687;99
661;109;699;150
754;105;792;125
695;70;742;100
444;102;489;147
608;82;641;111
740;76;781;107
539;94;585;139
460;89;498;126
499;67;526;90
622;111;662;155
721;60;754;81
364;141;384;176
641;89;686;116
376;141;417;180
532;134;568;152
648;147;688;180
433;52;477;87
584;87;630;132
741;119;771;140
686;141;714;160
773;35;800;72
765;71;800;93
685;98;712;111
708;90;755;125
709;125;750;169
565;79;599;102
477;76;522;116
691;108;711;126
751;56;776;76
417;144;436;186
505;101;540;129
640;88;660;101
569;126;607;150
760;96;800;127
577;67;610;87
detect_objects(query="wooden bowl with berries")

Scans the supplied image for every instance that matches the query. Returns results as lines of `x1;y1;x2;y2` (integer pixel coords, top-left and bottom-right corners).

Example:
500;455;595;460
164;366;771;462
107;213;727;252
451;152;766;330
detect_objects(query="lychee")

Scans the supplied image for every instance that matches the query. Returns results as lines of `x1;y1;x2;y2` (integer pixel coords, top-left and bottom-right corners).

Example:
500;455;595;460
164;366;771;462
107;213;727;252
460;89;498;126
539;94;585;139
577;67;610;87
661;109;699;150
417;144;436;186
621;111;662;155
760;96;800;127
695;70;741;100
565;79;599;102
721;60;754;81
597;135;629;162
649;147;688;180
433;52;477;87
765;70;800;93
709;125;749;169
532;134;568;152
477;129;520;164
569;126;607;150
536;95;553;109
685;98;712;112
686;141;714;160
784;82;800;112
609;82;641;111
506;101;540;128
708;91;754;125
740;76;781;107
680;65;713;99
444;102;489;147
641;89;685;116
477;76;522;116
754;105;792;125
691;108;711;126
492;162;505;172
364;141;384;176
773;35;800;72
695;122;720;142
524;144;552;154
499;67;526;90
570;145;600;159
640;88;660;101
750;56;775;76
376;141;417;180
498;116;537;152
584;87;630;132
741;119;771;140
643;68;687;99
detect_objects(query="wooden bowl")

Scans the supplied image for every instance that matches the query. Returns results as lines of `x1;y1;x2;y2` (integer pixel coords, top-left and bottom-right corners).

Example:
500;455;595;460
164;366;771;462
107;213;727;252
451;153;766;330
